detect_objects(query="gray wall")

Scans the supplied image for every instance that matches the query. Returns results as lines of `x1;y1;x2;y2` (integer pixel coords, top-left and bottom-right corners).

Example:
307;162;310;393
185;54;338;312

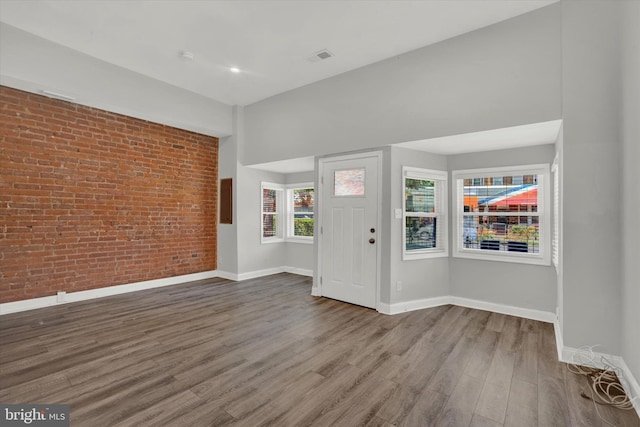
236;166;287;274
217;135;238;274
388;147;449;305
244;4;561;165
0;23;232;138
448;145;557;312
285;171;316;272
621;1;640;386
561;2;623;355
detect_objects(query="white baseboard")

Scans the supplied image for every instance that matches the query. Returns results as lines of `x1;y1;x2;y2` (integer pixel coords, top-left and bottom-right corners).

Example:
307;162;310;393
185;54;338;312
450;296;556;323
310;286;321;297
1;266;316;315
283;266;313;277
377;295;555;324
378;296;451;315
236;267;287;281
555;319;640;417
617;357;640;416
0;270;218;315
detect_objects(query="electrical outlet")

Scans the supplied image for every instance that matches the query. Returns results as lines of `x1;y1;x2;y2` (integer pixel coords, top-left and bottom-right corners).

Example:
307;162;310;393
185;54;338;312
396;280;402;291
394;208;402;219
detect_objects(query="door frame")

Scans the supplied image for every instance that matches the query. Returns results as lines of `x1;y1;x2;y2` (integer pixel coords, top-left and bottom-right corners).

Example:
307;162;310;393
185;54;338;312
315;150;383;311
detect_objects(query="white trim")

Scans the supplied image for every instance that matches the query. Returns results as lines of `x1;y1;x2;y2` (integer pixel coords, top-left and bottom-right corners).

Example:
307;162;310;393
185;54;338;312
283;266;313;277
0;270;218;315
378;295;555;323
554;319;640;417
234;266;314;281
554;317;565;361
261;182;285;244
216;270;240;281
617;358;640;416
236;266;287;281
378;296;451;315
450;296;555;323
452;163;551;266
0;266;316;315
316;151;383;310
311;286;321;296
402;166;449;261
286;182;315;241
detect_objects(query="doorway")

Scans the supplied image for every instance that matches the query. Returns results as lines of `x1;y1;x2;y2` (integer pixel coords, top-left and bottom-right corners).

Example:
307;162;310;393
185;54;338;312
317;152;381;309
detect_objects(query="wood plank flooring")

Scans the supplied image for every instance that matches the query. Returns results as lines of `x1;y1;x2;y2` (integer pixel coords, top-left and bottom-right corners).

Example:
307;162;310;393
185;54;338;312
1;273;638;427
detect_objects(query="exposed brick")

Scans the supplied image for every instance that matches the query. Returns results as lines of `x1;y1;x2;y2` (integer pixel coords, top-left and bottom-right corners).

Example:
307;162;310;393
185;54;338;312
0;86;218;303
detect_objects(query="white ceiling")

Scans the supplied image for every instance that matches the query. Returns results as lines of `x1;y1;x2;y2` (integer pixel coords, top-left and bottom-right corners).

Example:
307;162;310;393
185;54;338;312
0;0;556;106
396;120;563;155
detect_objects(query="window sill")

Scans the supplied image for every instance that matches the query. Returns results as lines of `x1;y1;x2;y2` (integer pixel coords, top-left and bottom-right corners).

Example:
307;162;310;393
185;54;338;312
286;238;314;245
453;249;550;266
261;238;284;244
403;249;449;261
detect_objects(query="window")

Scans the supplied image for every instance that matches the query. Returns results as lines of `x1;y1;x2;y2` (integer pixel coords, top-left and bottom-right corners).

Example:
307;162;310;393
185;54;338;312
261;182;315;244
452;164;550;265
403;167;448;260
334;168;365;196
261;183;284;243
287;184;314;242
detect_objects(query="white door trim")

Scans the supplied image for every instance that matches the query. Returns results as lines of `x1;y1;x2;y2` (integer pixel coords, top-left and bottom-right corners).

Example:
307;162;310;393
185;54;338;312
316;151;382;310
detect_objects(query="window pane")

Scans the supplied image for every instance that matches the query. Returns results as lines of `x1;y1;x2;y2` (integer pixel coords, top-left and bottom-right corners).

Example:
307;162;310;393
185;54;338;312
334;169;365;196
293;216;314;237
263;213;277;238
405;178;435;213
462;215;540;253
293;188;314;213
263;189;277;213
465;175;538;214
406;217;436;250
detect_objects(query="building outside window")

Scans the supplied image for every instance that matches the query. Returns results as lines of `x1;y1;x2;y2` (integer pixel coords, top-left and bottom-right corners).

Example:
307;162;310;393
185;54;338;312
287;184;314;242
262;182;315;244
452;164;550;265
403;167;448;260
261;183;284;242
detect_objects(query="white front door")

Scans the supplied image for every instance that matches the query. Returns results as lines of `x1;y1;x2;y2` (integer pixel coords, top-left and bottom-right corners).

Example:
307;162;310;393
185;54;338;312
319;153;380;309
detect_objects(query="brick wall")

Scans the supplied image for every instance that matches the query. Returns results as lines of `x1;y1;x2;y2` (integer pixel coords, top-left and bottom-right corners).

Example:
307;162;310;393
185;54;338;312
0;86;218;303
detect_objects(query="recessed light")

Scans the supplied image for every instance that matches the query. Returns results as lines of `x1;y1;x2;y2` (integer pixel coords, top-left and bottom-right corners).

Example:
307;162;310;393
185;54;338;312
229;67;241;74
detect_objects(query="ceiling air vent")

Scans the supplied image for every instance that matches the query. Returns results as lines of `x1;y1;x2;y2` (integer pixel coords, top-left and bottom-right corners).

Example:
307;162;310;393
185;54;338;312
308;49;334;63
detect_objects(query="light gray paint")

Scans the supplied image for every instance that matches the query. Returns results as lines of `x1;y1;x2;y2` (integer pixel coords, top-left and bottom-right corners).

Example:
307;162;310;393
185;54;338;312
232;108;288;274
448;145;557;312
285;170;316;272
236;166;287;274
217;135;238;274
621;0;640;389
285;171;315;185
216;106;245;274
0;23;232;137
388;147;449;305
244;4;561;165
561;2;623;355
555;124;564;333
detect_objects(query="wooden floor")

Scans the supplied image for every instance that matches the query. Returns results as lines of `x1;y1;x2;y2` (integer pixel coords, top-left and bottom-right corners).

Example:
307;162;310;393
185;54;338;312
1;273;638;427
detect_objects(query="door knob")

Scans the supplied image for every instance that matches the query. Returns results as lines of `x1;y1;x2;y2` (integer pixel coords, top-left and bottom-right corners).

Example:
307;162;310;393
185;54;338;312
369;238;375;244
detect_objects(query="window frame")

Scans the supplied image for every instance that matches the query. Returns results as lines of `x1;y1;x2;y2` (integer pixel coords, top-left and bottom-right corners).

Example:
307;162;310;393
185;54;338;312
261;182;284;244
452;164;551;265
286;182;315;244
402;167;448;260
